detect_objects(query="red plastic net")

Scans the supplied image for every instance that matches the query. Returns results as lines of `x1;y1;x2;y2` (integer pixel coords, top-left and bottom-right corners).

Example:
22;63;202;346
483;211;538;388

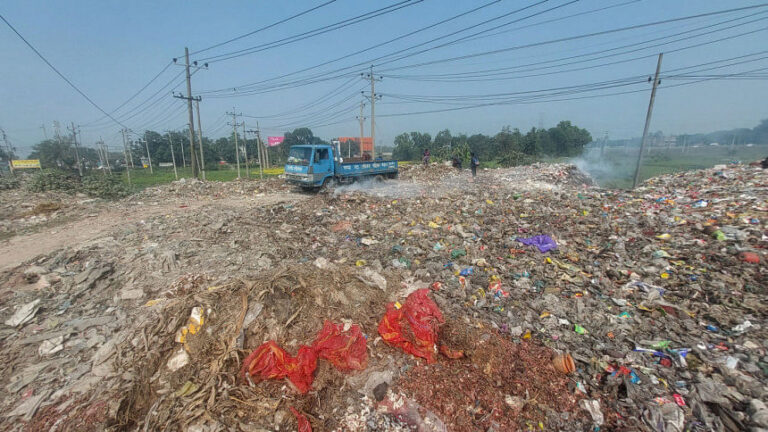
240;320;367;394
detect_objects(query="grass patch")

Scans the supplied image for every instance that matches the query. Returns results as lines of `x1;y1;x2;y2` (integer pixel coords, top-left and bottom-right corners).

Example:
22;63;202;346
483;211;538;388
122;166;283;188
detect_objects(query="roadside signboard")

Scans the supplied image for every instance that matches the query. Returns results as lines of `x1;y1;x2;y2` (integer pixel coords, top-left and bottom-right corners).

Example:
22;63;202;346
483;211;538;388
11;159;41;169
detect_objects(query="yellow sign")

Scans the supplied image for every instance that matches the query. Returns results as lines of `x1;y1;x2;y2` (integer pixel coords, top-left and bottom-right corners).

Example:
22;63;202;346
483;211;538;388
11;159;41;169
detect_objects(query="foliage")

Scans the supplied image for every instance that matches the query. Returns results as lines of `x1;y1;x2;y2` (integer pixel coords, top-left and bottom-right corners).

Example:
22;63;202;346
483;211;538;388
26;170;80;193
0;175;20;190
497;151;539;167
81;175;133;199
25;169;132;199
391;121;591;166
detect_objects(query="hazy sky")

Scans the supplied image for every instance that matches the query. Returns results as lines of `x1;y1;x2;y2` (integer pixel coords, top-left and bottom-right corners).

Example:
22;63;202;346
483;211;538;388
2;0;767;156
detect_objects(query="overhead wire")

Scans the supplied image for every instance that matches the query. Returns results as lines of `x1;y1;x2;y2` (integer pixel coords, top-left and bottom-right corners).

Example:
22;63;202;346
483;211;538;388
0;12;132;130
199;0;503;95
377;3;768;72
198;0;426;63
81;61;175;126
190;0;338;55
241;77;360;119
376;57;768;117
382;10;768;80
198;0;566;95
381;15;768;83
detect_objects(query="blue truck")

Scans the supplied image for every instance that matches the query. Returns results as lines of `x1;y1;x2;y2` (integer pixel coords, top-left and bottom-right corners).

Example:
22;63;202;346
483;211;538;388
284;141;398;190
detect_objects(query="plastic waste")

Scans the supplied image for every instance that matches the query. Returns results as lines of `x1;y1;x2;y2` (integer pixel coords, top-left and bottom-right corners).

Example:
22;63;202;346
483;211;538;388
240;320;367;394
378;288;457;363
175;306;206;343
290;407;312;432
552;353;575;374
580;399;604;426
517;235;558;253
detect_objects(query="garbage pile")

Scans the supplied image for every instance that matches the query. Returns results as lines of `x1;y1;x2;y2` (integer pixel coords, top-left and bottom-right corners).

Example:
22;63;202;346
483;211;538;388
0;162;766;431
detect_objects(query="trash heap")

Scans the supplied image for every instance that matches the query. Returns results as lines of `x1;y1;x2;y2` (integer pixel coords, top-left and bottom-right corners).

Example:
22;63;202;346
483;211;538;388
0;162;766;431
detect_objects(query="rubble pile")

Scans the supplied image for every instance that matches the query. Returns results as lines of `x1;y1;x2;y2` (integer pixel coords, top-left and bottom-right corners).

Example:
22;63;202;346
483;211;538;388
0;162;766;431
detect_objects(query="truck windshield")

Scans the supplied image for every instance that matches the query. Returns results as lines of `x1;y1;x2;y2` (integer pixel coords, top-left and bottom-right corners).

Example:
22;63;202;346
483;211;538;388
287;147;312;166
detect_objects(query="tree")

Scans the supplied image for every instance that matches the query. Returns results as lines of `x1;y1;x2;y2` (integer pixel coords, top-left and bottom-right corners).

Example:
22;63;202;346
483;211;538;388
392;133;415;160
29;137;77;169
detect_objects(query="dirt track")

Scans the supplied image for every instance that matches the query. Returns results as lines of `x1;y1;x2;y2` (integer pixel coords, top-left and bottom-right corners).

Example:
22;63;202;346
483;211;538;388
0;191;307;272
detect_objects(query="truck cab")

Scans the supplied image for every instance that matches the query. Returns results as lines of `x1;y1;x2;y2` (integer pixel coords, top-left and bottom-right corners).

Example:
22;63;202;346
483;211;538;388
284;144;335;188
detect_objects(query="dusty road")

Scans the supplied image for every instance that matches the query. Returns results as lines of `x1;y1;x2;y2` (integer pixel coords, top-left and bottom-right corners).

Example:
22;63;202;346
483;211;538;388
0;191;307;272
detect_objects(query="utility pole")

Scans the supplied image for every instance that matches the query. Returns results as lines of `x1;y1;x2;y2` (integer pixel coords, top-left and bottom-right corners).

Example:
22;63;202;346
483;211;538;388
167;132;178;180
143;132;153;174
194;99;206;180
363;66;382;158
262;123;270;169
357;100;366;158
40;124;47;140
248;125;265;179
632;53;663;189
256;123;265;175
241;120;251;179
69;122;83;176
262;125;269;169
121;129;131;185
227;110;242;179
181;48;198;178
1;128;14;176
100;138;112;174
177;131;186;168
259;123;266;175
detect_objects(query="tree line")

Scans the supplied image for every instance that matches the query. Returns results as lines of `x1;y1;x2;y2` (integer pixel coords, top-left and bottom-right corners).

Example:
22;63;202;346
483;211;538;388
22;120;591;172
392;121;592;165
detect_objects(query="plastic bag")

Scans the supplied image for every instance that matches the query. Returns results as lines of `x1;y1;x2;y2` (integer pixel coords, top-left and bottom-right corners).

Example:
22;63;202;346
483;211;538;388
239;341;317;394
240;320;368;394
290;407;312;432
312;320;368;371
378;288;445;363
517;234;558;253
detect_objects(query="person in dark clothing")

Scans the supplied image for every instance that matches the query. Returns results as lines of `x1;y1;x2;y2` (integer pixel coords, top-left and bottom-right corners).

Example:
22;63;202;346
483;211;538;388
470;152;479;177
422;149;431;166
451;156;462;170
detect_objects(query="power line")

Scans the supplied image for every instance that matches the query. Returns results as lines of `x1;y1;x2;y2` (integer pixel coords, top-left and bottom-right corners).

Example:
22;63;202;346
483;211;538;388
198;6;767;100
81;61;174;127
382;11;768;80
198;0;426;63
200;0;502;95
190;0;338;55
0;12;131;130
376;62;768;117
378;3;768;72
241;77;360;119
381;16;768;83
198;0;564;94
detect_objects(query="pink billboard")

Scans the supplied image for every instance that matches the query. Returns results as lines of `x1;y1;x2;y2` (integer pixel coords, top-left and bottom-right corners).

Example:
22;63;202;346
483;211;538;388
267;136;285;147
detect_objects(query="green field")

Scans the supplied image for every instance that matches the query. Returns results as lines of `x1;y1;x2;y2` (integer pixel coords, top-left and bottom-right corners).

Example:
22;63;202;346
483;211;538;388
568;144;768;189
121;166;284;188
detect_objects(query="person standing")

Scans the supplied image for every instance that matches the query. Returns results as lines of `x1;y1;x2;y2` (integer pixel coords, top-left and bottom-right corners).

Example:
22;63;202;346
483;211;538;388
422;148;431;166
470;152;479;177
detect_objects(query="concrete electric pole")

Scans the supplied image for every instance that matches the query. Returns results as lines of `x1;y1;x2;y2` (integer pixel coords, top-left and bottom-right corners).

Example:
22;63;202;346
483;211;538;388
632;53;663;189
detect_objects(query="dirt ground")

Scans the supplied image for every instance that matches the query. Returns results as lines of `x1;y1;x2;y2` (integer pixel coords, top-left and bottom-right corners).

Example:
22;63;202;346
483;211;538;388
0;163;766;431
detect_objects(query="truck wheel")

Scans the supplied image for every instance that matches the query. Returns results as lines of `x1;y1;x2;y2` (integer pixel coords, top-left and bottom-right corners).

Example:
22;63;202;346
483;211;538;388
374;175;385;183
318;178;333;193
